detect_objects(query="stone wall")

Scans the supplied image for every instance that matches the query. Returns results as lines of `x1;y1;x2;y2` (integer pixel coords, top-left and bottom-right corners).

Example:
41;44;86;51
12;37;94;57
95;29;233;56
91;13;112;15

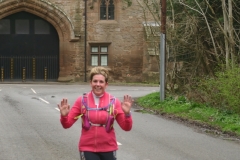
0;0;160;83
86;0;146;82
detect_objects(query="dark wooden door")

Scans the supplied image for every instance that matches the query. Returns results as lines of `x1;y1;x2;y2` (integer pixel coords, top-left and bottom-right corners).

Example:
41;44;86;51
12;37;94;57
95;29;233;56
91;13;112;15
0;11;59;81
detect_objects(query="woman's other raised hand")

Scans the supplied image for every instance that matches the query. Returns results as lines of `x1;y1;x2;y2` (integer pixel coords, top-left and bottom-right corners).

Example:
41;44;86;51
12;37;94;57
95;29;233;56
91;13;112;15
121;95;133;114
58;98;70;116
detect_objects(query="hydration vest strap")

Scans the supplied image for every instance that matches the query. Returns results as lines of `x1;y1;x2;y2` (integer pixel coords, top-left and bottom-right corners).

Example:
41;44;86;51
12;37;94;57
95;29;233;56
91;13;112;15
90;123;105;127
74;92;116;132
82;93;115;114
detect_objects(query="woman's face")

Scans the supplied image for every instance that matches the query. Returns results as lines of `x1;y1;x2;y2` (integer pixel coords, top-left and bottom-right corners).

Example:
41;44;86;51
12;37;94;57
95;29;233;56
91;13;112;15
90;74;108;96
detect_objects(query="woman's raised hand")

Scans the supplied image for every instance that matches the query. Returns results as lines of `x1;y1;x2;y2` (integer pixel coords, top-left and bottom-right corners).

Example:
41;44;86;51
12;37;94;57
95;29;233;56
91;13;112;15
121;95;133;114
58;98;70;116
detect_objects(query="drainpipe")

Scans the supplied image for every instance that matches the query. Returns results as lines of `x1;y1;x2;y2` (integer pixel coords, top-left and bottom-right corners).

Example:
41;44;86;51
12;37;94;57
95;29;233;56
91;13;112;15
84;0;87;82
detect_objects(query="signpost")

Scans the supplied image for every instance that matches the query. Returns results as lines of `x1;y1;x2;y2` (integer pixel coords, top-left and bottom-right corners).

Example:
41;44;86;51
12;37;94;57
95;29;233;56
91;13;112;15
160;0;166;101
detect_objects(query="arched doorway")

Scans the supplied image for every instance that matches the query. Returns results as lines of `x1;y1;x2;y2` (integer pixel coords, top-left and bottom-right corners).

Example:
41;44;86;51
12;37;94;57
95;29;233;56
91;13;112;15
0;11;59;81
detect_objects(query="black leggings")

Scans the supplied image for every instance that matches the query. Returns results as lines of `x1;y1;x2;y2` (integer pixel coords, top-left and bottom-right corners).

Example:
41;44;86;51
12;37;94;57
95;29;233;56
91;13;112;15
80;151;117;160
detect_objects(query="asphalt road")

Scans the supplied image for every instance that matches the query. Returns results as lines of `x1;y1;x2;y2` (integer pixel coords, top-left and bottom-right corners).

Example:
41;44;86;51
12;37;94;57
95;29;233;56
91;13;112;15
0;83;240;160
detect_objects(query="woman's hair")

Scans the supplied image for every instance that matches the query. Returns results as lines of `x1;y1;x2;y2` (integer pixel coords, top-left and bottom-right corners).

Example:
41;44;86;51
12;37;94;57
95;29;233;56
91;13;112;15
89;67;109;82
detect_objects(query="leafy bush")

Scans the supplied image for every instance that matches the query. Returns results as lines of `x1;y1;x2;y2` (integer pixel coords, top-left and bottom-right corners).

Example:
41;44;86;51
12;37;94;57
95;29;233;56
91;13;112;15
198;67;240;114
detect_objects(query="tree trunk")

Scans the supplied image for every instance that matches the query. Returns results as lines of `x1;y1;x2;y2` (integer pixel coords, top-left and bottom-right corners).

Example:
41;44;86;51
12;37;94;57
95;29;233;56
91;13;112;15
222;0;230;69
228;0;235;68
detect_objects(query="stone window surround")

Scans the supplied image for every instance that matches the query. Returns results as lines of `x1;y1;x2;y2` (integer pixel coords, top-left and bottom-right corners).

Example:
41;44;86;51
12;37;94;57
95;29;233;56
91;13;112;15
97;0;120;23
89;41;112;66
100;0;115;20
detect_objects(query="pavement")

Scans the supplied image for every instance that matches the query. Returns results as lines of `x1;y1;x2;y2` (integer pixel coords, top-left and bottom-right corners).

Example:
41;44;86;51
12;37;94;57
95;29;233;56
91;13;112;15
0;80;159;87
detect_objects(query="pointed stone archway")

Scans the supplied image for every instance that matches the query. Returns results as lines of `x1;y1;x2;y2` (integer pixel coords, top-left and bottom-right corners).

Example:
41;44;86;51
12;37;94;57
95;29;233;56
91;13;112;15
0;0;80;82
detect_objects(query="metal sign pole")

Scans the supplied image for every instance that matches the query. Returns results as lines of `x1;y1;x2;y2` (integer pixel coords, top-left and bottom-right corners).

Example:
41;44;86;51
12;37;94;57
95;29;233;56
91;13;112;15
160;0;166;101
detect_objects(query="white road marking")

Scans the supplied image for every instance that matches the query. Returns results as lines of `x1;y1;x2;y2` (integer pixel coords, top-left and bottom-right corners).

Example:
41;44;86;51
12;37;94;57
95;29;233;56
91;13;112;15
31;88;37;94
55;108;60;111
117;142;122;145
39;97;49;104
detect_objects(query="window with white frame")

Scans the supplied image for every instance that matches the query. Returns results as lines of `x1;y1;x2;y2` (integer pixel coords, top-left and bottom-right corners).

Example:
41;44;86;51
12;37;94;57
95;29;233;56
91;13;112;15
100;0;114;20
91;46;108;66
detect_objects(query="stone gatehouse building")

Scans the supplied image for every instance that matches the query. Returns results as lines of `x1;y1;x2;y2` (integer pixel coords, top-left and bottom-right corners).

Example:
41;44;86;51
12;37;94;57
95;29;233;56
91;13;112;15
0;0;159;83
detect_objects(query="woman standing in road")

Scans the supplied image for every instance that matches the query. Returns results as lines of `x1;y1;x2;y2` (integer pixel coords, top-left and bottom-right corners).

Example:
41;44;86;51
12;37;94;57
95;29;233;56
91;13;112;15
58;66;133;160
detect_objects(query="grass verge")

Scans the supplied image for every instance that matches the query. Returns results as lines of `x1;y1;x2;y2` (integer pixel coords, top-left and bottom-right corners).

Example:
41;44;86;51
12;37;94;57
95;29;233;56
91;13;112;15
136;92;240;137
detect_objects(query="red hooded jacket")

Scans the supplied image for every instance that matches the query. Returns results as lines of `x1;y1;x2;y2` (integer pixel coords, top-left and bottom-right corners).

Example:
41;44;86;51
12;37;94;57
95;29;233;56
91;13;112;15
60;91;133;152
